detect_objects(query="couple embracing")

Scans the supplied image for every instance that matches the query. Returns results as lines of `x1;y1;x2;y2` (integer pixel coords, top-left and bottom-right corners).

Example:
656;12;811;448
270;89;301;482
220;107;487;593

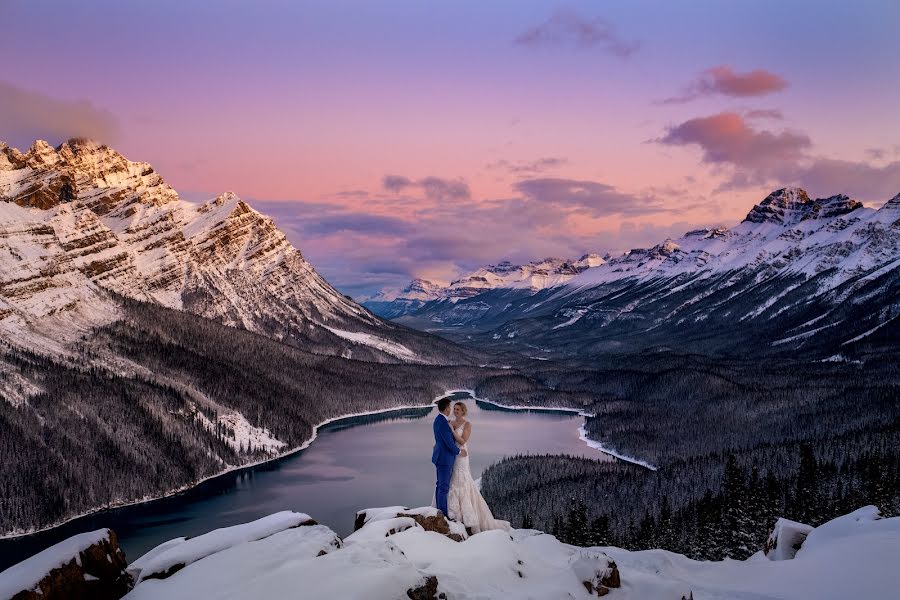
431;395;508;534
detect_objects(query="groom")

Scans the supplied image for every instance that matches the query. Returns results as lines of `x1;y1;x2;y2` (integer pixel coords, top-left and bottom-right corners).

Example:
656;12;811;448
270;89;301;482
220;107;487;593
432;396;464;517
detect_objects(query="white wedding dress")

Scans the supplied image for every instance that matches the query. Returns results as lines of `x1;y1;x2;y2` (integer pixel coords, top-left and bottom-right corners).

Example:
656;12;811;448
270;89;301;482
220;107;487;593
440;421;510;534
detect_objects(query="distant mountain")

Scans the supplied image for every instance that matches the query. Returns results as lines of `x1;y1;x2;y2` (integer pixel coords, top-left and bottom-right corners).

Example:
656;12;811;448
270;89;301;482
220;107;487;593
363;278;444;319
392;188;900;359
364;254;605;319
0;138;463;364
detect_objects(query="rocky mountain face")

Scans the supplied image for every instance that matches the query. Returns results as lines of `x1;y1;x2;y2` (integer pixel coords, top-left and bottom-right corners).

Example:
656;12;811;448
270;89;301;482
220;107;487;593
365;254;606;319
392;188;900;358
0;139;461;363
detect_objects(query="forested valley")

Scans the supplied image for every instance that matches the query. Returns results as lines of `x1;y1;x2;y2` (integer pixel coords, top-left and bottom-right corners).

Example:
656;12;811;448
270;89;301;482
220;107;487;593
480;354;900;559
0;300;497;535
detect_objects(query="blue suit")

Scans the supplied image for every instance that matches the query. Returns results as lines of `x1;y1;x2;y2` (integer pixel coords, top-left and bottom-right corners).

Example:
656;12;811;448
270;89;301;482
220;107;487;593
432;413;460;517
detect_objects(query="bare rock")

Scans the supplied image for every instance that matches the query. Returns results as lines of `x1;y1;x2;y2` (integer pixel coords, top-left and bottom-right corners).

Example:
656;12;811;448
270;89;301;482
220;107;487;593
7;529;132;600
406;575;446;599
765;517;813;561
397;512;464;542
570;549;620;597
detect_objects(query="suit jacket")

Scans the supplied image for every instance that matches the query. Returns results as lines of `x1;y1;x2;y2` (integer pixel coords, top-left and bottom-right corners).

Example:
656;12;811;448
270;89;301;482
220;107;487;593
431;414;460;466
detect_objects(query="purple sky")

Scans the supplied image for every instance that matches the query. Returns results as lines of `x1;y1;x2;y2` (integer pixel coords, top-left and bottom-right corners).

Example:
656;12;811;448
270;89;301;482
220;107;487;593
2;0;899;296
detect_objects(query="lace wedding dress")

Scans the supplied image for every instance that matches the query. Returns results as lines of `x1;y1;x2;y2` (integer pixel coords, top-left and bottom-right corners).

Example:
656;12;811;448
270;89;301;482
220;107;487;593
443;422;510;533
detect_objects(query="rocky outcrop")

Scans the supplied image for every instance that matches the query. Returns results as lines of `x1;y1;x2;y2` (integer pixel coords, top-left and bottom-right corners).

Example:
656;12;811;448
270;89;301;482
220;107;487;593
406;575;444;599
397;512;466;542
765;517;813;560
354;507;468;542
2;529;131;600
743;187;863;225
570;549;621;597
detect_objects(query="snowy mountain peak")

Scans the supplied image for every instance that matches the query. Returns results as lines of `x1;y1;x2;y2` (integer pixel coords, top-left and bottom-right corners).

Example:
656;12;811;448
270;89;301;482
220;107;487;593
744;187;812;224
743;187;863;226
574;253;605;269
370;279;443;302
684;227;729;239
0;138;435;361
404;278;443;298
654;239;681;255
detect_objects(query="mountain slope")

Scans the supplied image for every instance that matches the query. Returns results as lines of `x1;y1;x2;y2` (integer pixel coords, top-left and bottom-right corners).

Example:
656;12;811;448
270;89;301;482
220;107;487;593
0;139;466;363
0;299;497;537
394;188;900;359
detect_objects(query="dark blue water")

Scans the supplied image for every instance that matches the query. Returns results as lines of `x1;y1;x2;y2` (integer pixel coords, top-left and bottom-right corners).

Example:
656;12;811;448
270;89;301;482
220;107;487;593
0;392;608;570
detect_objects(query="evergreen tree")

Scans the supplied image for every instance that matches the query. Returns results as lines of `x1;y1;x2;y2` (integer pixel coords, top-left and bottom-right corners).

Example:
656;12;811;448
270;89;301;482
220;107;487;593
795;444;820;524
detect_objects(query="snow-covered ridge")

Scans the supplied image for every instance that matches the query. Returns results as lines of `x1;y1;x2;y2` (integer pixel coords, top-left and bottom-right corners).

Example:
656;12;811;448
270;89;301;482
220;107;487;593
365;254;606;318
568;186;899;289
0;138;397;357
369;278;444;303
447;254;606;298
5;505;896;599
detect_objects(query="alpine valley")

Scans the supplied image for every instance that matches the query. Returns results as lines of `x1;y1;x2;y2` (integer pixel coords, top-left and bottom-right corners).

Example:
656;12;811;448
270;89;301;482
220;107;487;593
1;140;898;600
0;139;491;536
370;187;900;360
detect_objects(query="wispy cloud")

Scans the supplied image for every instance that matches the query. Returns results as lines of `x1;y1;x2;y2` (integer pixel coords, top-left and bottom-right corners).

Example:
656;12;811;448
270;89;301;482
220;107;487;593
487;157;568;175
514;178;667;217
382;174;471;201
0;81;119;149
515;10;639;58
252;172;701;297
661;66;788;104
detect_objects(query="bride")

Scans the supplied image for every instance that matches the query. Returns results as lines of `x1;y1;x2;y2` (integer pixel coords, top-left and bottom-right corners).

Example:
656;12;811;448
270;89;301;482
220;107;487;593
444;401;509;533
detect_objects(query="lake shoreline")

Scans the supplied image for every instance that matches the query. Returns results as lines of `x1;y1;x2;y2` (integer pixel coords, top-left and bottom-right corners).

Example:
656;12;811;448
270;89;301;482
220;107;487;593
1;389;649;543
449;389;656;470
0;401;436;542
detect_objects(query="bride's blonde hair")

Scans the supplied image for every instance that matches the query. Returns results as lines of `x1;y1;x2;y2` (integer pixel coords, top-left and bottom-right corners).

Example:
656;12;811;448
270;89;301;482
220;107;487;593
454;401;468;416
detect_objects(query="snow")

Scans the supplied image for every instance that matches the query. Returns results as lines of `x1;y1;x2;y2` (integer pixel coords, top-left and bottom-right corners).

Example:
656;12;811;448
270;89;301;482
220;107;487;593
799;505;886;553
130;511;312;583
193;407;286;454
323;326;418;361
766;518;813;560
553;308;587;329
373;255;606;305
0;528;111;598
118;505;900;599
577;424;658;470
562;189;899;309
353;506;469;540
126;537;186;581
841;315;897;345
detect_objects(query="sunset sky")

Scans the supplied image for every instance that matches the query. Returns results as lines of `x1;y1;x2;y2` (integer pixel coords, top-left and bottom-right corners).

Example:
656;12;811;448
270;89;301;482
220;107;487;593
2;0;899;296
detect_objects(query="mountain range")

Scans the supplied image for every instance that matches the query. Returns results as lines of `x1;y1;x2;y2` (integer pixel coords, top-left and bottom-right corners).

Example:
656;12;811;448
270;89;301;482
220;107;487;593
1;138;896;554
375;187;900;359
363;254;605;318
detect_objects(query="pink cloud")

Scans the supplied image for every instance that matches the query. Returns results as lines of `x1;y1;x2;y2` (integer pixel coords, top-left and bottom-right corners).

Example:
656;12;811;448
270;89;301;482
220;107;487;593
659;112;900;201
659;112;810;168
663;65;788;104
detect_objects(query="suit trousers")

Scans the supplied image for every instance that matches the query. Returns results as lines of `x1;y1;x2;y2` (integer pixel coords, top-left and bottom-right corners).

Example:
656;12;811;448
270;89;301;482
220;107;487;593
434;462;454;517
